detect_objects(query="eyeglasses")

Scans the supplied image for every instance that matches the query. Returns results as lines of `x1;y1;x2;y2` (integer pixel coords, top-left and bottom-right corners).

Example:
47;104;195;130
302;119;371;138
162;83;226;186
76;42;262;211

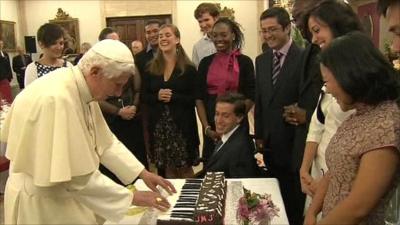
259;26;283;35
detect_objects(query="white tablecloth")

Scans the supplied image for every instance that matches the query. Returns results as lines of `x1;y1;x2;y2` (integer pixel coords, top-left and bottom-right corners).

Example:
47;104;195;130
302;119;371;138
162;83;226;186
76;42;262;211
106;178;289;225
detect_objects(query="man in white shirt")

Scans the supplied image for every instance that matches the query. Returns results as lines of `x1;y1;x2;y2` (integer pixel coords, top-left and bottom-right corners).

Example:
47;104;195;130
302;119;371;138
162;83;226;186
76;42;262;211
192;3;219;67
203;93;259;178
1;39;176;224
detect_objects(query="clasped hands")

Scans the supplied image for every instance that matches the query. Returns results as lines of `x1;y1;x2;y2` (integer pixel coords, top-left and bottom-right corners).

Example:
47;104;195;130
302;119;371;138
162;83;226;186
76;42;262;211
158;89;172;103
131;170;177;212
283;103;306;126
299;168;321;197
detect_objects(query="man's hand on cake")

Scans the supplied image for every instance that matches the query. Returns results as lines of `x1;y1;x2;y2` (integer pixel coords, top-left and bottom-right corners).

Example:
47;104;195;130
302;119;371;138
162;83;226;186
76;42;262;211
139;170;177;195
132;191;170;211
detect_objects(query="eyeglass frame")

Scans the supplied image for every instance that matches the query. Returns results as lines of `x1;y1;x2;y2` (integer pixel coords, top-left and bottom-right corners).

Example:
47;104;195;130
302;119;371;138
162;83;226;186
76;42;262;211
259;25;285;35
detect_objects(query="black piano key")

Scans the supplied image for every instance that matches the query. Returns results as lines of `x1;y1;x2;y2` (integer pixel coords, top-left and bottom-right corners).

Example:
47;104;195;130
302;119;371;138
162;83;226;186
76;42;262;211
181;191;200;194
185;179;202;183
177;199;197;203
175;204;196;208
171;210;194;214
182;184;201;189
170;213;194;219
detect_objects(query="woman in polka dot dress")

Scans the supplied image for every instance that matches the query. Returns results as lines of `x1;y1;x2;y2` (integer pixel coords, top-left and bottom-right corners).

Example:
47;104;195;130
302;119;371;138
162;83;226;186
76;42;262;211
24;23;73;87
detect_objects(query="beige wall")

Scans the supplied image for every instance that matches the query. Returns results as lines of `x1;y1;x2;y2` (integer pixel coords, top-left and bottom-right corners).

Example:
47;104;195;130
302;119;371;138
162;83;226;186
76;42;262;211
0;0;22;87
21;0;103;60
0;0;21;46
176;0;261;60
8;0;263;61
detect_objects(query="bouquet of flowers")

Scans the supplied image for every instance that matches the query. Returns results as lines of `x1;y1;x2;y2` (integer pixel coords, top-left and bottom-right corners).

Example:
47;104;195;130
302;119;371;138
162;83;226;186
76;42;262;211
236;187;280;225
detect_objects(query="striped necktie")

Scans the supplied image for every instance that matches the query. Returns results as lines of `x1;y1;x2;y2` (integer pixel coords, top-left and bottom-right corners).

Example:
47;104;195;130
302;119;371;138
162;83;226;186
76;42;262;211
272;51;282;85
214;140;223;153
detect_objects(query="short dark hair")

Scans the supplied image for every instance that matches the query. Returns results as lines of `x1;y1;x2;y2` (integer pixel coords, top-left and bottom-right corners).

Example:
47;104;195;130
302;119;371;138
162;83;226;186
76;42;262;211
320;31;400;105
213;18;244;50
98;27;117;41
378;0;399;17
216;92;246;117
37;23;65;48
260;7;291;29
301;0;363;41
145;19;163;28
194;3;220;19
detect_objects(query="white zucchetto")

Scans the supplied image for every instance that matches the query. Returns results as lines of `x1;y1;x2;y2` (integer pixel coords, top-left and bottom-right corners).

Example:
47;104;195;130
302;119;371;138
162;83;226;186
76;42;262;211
90;39;134;64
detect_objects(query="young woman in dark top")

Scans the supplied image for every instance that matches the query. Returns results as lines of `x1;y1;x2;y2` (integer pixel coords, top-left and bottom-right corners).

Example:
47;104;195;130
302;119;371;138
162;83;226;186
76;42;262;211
196;18;255;163
143;24;200;178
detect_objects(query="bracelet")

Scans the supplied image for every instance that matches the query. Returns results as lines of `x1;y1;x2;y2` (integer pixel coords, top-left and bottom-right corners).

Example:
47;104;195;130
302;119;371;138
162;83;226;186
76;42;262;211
126;184;137;193
126;184;137;207
204;125;211;135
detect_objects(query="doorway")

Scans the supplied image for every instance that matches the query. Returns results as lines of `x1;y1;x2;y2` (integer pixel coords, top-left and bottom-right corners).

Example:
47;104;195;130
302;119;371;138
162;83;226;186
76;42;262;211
106;15;172;48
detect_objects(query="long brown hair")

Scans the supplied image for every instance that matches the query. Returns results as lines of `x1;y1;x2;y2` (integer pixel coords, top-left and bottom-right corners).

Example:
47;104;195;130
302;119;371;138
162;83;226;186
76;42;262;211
148;24;193;76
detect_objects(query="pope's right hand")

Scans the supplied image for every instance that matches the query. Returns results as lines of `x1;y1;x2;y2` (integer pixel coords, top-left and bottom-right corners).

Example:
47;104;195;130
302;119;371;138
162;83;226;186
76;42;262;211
132;191;170;212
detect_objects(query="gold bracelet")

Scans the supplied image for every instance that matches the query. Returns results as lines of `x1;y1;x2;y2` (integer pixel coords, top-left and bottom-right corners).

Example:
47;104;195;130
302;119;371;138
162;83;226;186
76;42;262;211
126;184;137;193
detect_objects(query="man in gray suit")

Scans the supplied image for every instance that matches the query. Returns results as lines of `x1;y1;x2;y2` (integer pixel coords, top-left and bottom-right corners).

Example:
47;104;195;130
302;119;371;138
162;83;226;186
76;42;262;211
254;7;303;225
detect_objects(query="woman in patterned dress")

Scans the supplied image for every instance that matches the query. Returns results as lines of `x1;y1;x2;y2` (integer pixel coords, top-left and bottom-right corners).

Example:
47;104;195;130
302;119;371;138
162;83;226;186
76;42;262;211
24;23;72;87
304;32;400;225
143;24;200;178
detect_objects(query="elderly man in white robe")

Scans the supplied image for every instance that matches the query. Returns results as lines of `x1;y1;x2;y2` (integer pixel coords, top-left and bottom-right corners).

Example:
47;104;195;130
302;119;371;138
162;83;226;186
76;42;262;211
0;39;176;224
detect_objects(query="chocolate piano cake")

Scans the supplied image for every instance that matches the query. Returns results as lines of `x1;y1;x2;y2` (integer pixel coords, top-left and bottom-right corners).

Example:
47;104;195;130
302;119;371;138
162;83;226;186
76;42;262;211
157;172;226;225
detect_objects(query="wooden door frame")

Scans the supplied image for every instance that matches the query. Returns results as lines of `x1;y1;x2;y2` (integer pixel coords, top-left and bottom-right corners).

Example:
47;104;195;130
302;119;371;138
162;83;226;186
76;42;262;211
106;15;172;49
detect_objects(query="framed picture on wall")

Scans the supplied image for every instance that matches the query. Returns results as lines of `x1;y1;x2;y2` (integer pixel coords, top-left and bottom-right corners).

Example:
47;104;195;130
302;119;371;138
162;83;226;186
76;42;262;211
49;18;80;54
0;20;16;52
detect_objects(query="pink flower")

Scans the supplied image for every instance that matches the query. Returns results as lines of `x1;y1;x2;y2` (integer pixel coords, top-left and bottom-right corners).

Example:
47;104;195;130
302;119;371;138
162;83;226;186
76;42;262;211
236;189;280;224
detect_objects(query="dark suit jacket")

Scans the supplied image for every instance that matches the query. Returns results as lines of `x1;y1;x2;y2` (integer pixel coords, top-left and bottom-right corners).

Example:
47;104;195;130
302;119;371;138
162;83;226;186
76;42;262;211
291;44;323;171
205;125;259;178
135;49;155;78
12;54;32;76
197;53;255;161
0;51;12;81
254;42;303;170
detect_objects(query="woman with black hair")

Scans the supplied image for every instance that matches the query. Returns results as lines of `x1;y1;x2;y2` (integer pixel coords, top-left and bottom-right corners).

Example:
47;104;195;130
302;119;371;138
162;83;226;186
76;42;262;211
196;18;255;163
295;0;365;206
25;23;72;86
305;31;400;225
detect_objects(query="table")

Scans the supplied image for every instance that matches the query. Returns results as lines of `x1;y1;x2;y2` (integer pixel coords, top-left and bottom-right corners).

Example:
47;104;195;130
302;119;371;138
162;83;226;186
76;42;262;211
106;178;289;225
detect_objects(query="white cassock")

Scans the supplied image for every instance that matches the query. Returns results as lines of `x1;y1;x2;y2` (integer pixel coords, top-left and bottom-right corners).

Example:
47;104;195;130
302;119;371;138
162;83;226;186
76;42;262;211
0;66;144;224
